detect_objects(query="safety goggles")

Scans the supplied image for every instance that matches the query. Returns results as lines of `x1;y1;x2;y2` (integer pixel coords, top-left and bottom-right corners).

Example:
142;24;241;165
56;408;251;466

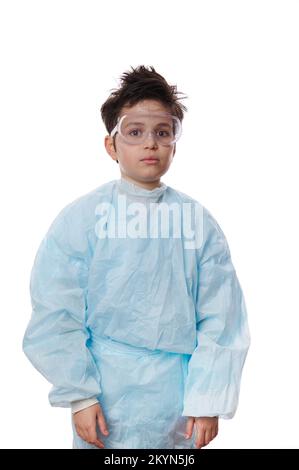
110;112;182;146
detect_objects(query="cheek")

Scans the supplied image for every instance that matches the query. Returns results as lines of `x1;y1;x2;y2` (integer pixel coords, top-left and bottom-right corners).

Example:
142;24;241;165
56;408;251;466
163;150;175;162
122;149;141;163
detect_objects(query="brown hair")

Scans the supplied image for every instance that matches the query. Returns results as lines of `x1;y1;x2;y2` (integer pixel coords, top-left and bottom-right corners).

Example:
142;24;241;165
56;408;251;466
100;65;188;152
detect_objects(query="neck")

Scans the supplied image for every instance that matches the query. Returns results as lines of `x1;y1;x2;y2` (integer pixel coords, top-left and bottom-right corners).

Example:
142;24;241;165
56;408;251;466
120;173;161;190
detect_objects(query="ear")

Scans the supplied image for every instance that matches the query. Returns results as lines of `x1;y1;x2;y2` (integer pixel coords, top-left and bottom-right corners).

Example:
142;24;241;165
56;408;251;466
104;135;118;163
173;144;176;157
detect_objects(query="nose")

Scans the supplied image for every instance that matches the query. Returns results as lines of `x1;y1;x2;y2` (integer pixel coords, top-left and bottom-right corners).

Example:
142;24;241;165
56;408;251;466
144;131;158;147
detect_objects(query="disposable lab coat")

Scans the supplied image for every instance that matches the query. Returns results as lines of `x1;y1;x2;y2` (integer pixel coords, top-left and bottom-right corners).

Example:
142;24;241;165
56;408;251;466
23;177;250;448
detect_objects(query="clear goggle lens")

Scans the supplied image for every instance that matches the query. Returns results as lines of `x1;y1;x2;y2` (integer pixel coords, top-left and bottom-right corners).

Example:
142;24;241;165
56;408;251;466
111;113;182;146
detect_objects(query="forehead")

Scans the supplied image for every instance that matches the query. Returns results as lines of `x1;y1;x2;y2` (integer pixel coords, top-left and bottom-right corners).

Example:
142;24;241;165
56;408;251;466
122;116;173;130
120;99;171;117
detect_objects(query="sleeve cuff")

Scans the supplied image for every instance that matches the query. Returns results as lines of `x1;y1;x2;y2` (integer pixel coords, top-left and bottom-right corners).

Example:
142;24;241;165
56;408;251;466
71;397;99;414
182;387;238;419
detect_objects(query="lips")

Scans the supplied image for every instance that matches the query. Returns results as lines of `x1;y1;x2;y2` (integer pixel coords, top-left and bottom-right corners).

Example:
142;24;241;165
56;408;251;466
141;157;159;161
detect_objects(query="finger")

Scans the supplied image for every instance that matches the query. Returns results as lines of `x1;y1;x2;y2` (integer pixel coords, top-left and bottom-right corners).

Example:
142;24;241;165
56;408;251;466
78;430;91;445
194;424;205;449
75;425;88;444
97;409;109;437
211;425;218;440
93;438;105;449
204;428;212;446
185;417;194;439
87;428;105;448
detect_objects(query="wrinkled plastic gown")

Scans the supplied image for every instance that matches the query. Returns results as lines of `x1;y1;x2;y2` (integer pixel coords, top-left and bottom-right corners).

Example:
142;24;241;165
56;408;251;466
23;177;250;449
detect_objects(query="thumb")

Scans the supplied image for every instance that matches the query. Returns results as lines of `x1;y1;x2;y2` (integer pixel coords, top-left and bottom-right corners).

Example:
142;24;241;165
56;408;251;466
185;417;195;439
97;408;109;436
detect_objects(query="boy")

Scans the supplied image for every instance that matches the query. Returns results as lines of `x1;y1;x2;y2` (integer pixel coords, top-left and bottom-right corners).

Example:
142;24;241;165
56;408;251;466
22;65;251;449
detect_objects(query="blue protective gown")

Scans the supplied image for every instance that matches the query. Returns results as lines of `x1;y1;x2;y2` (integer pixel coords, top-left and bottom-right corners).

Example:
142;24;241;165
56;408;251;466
23;177;251;449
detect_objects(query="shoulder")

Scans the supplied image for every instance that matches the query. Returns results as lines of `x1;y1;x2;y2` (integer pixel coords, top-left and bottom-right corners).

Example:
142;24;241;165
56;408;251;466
166;184;213;228
50;180;115;224
167;185;230;255
45;180;116;255
199;206;231;261
59;180;115;214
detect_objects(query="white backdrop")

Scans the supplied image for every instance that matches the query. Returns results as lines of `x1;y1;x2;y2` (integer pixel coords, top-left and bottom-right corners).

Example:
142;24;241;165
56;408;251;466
0;0;298;449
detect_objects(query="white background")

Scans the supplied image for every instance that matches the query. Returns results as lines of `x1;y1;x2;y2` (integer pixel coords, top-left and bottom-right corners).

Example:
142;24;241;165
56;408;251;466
0;0;298;449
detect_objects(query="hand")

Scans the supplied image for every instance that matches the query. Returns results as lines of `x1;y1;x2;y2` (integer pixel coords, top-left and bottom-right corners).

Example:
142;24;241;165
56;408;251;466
185;416;218;449
73;403;109;448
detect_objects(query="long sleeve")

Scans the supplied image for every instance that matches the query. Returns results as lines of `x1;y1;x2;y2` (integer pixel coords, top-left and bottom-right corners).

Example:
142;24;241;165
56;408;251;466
22;209;102;408
71;397;99;414
182;207;251;419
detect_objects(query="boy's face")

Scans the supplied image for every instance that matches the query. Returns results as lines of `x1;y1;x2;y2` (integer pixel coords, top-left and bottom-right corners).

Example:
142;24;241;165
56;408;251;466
104;99;177;187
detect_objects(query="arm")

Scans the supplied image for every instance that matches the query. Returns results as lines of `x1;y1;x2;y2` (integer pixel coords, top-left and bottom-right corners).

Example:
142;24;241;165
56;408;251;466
22;210;102;408
182;207;251;419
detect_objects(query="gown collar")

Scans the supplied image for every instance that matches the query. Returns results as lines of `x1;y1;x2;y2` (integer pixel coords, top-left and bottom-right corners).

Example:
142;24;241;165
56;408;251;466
116;177;168;201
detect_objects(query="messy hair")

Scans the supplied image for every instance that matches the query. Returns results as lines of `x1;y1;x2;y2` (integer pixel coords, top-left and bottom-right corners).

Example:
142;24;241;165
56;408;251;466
100;65;188;149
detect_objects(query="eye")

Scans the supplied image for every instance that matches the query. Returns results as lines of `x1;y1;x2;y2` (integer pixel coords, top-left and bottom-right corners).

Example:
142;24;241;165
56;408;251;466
128;128;142;137
157;130;170;137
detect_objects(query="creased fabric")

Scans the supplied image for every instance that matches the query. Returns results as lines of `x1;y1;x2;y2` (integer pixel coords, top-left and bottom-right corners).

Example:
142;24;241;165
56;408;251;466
23;177;250;448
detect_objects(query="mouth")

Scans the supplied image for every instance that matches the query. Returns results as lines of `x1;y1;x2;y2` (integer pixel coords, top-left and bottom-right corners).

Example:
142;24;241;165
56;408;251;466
140;157;160;162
